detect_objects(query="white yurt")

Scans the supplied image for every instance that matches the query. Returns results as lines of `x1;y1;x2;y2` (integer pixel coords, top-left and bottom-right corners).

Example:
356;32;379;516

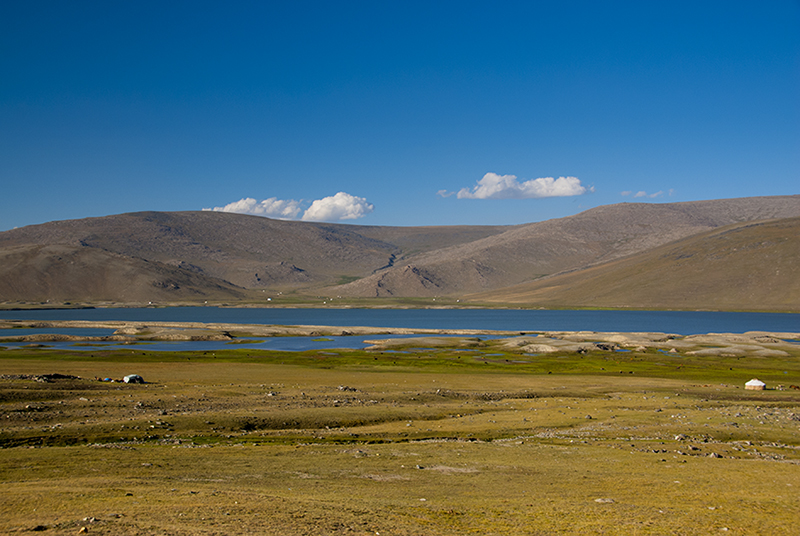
745;379;765;391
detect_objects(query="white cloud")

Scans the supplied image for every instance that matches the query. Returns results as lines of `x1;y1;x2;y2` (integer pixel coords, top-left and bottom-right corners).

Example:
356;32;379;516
622;190;669;199
206;197;303;219
204;192;374;222
456;173;587;199
301;192;374;221
633;190;663;199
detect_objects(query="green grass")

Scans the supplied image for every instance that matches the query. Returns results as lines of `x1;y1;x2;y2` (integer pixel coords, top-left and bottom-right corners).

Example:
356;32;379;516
335;275;362;285
3;341;798;383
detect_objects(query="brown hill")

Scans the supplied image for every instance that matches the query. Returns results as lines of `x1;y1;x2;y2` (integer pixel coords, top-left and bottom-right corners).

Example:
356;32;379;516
0;195;798;308
0;244;245;303
0;211;507;291
465;217;800;312
327;196;800;297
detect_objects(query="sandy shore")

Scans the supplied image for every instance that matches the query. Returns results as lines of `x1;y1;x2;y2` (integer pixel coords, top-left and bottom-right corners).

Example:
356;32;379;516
1;319;797;357
0;319;520;342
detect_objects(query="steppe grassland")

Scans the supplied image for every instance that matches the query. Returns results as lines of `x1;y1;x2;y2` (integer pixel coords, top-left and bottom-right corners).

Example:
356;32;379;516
1;341;799;535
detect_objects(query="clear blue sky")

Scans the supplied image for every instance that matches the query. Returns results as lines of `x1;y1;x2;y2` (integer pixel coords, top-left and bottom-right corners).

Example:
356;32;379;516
1;1;798;231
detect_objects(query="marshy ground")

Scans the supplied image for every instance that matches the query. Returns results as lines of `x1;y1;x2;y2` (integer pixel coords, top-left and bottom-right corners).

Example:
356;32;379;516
1;327;799;535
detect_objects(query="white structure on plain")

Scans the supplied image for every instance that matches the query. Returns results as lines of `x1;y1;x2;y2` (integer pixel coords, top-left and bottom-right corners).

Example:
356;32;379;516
124;374;145;384
745;379;765;390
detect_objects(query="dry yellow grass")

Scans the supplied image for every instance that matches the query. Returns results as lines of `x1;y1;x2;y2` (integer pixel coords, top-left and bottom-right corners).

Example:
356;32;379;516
1;349;799;534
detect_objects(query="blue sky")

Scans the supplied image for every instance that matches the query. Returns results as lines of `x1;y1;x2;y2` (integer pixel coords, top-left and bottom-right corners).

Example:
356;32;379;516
1;1;798;231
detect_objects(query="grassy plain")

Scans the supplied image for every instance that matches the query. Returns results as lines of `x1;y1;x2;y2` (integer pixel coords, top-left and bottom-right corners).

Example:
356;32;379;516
1;338;799;535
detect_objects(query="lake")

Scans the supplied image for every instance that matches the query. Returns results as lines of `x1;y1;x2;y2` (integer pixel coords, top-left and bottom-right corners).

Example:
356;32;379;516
0;307;797;335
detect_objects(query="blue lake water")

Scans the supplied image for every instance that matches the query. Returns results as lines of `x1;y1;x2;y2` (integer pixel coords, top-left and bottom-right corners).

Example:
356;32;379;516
0;307;797;335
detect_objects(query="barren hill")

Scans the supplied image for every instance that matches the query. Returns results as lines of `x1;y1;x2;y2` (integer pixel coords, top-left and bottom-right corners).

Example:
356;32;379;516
0;211;507;303
327;195;800;298
465;217;800;312
0;195;798;308
0;211;507;290
0;244;245;303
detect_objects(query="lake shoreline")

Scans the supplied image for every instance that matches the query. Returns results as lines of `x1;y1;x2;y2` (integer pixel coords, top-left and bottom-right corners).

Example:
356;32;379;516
2;302;798;314
1;319;798;357
1;307;798;337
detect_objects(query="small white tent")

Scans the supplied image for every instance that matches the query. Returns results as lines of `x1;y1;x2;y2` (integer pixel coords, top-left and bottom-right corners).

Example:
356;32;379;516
124;374;145;384
745;379;765;390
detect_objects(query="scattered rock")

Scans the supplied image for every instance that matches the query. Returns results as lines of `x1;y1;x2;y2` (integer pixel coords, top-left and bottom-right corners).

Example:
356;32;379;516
519;343;559;353
594;342;618;351
1;373;82;383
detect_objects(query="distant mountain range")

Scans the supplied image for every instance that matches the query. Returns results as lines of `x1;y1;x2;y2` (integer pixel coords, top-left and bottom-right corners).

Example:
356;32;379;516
1;195;798;311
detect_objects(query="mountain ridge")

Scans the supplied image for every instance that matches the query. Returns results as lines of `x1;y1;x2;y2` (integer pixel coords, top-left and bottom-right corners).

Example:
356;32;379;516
0;195;798;309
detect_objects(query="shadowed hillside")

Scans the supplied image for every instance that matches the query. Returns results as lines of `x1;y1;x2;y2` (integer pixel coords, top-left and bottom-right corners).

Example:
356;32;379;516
0;244;245;303
465;217;800;311
0;211;507;291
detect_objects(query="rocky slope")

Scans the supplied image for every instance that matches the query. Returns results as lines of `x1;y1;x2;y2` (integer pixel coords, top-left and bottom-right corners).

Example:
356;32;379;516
0;211;507;292
0;244;244;303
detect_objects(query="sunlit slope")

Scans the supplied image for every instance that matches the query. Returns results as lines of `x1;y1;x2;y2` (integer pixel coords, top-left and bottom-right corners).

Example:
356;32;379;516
466;217;800;311
330;196;800;297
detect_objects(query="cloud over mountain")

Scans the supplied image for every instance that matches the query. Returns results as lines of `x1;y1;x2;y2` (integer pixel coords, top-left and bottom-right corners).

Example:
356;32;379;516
621;190;674;199
456;173;587;199
301;192;374;221
207;197;302;219
205;192;374;222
